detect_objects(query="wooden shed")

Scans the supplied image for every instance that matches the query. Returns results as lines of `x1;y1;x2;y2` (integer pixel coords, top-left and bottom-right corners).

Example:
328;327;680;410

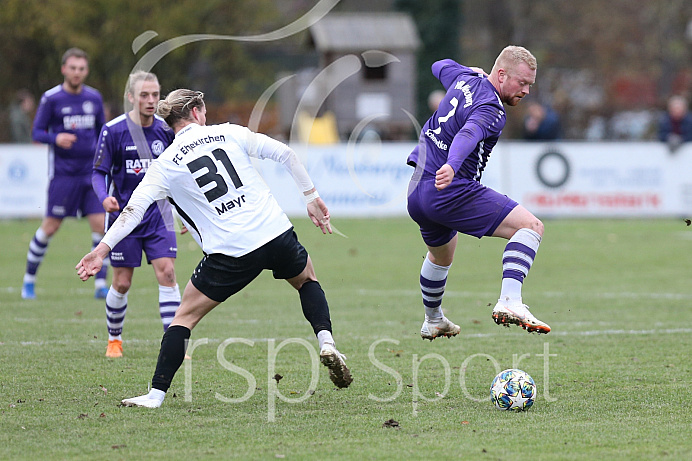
278;12;421;141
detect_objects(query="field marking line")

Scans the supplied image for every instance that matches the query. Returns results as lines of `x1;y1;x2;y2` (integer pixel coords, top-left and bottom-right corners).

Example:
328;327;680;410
461;327;692;339
4;286;692;300
3;328;691;347
352;288;692;300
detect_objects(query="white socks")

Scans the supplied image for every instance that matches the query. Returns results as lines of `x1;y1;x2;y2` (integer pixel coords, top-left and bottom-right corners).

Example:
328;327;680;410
420;256;450;320
158;284;181;331
148;388;166;403
500;228;541;305
106;287;128;340
317;330;334;350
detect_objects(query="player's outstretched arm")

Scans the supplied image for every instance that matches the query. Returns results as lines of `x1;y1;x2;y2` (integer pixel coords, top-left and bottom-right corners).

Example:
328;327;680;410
76;242;111;281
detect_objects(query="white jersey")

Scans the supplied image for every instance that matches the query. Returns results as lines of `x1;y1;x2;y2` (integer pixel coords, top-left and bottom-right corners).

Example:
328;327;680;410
103;123;313;257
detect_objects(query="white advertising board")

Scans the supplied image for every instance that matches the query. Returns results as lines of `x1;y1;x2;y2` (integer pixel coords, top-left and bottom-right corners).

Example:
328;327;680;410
2;141;691;219
0;144;48;218
492;142;692;217
256;142;414;217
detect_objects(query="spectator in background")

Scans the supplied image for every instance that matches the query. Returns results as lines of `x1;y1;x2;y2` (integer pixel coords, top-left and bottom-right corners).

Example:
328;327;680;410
102;101;114;123
427;89;446;113
658;95;692;152
522;101;561;141
9;89;35;143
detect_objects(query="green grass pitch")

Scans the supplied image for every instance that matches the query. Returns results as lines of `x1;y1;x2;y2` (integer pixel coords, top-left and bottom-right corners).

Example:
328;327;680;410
1;217;691;459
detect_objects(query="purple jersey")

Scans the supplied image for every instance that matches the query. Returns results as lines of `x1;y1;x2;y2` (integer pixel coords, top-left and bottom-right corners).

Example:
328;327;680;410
32;84;105;177
93;113;175;226
407;59;506;181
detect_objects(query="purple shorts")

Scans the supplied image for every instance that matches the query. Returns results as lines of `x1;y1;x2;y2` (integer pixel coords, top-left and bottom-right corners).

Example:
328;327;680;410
46;174;104;218
407;174;517;247
108;207;177;267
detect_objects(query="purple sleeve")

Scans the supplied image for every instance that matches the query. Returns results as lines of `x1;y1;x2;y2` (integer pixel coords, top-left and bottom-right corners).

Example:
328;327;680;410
431;59;458;78
93;124;112;173
446;104;500;172
446;124;485;173
431;59;462;90
31;96;57;145
431;60;480;91
92;125;112;204
92;169;108;204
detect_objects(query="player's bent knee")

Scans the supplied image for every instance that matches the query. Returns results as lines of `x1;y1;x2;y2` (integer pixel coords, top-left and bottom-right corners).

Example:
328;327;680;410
531;219;544;237
113;281;131;293
161;269;176;285
287;270;317;291
153;260;177;285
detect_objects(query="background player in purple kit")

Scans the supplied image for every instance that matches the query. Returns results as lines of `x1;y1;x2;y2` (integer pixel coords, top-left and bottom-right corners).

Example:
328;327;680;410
22;48;108;300
92;71;179;358
407;45;551;339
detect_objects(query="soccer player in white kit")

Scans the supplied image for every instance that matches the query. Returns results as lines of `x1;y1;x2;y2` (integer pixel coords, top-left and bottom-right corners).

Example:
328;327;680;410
76;89;351;408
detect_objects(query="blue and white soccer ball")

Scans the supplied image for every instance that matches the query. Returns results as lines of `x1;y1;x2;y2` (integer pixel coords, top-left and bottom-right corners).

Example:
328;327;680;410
490;368;536;411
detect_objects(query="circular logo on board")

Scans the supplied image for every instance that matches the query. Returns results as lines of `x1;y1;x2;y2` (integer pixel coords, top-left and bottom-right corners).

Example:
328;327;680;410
535;149;570;188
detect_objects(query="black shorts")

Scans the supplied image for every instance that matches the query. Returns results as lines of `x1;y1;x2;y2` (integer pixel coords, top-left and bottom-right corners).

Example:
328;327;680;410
190;228;308;303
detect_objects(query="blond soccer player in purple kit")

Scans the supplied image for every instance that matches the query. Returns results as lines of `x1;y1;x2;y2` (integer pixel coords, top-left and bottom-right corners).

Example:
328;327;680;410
407;46;551;339
22;48;108;300
92;71;179;358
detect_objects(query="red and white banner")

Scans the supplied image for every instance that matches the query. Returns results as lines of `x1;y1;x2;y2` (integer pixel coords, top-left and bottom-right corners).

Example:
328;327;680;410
486;142;690;217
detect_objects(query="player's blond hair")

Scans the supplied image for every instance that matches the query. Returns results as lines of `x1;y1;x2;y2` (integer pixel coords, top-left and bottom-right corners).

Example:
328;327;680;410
157;89;205;128
125;71;159;97
493;45;537;74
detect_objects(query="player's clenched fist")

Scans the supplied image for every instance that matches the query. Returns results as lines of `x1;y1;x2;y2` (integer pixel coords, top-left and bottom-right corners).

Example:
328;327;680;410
435;164;455;190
